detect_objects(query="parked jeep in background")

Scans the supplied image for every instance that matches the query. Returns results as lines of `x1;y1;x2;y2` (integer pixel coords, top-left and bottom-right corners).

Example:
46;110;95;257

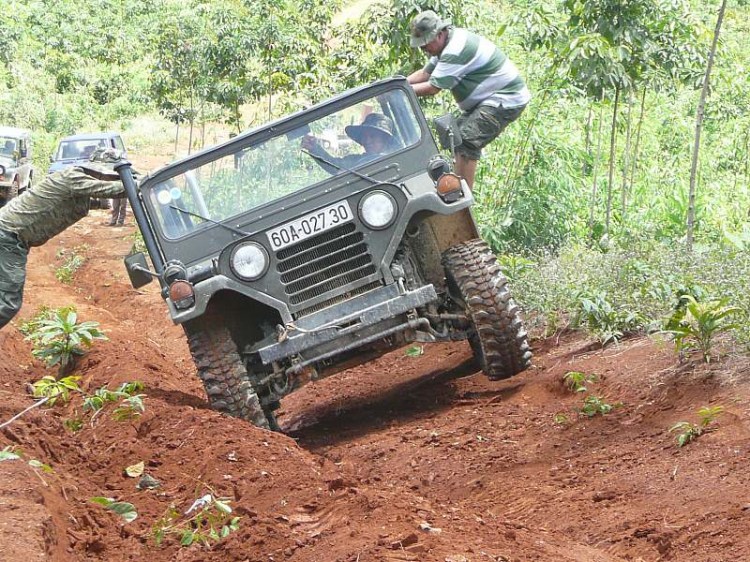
118;77;531;431
49;132;127;174
0;126;33;207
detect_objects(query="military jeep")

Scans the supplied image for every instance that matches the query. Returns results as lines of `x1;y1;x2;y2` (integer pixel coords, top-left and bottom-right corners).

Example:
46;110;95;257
118;77;531;430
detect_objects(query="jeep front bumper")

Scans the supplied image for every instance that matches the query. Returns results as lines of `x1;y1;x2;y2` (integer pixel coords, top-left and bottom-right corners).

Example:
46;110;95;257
254;283;438;365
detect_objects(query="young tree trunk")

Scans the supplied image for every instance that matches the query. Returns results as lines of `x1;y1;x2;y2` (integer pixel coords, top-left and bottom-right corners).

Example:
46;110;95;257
687;0;727;251
628;88;647;197
621;89;634;219
584;105;593;175
174;121;180;157
605;86;620;236
589;102;605;235
187;90;195;156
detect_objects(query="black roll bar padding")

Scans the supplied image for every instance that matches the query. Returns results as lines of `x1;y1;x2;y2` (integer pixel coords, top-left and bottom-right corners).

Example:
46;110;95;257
114;161;165;274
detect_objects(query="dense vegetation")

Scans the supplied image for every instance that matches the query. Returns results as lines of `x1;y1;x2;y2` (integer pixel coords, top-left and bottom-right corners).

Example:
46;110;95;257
2;0;748;351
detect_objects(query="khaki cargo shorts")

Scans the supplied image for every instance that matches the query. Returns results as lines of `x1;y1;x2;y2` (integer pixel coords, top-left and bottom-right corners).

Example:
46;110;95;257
456;103;526;161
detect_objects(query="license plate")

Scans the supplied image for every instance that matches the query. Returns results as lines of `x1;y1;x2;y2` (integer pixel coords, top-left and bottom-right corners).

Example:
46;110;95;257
267;200;353;251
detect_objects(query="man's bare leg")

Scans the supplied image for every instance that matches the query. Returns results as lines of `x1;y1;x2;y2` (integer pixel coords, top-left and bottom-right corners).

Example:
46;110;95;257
456;153;478;190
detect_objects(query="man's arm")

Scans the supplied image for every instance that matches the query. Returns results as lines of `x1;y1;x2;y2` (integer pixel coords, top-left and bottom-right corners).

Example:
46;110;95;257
60;167;126;199
407;69;441;97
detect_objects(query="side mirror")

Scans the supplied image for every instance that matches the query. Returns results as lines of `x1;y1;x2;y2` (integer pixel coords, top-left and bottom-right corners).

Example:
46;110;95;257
124;252;156;289
49;155;54;163
433;114;463;153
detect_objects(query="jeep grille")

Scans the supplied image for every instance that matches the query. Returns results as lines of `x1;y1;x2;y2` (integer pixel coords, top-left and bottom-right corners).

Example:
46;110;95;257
276;223;377;306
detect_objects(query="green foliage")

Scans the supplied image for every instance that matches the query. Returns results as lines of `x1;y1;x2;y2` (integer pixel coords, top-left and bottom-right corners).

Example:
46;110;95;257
112;395;147;421
579;395;620;418
0;445;22;461
563;371;598;393
91;497;138;523
572;291;643;345
0;446;55;475
666;296;740;362
152;492;240;547
670;405;723;447
83;381;145;413
64;418;84;433
26;310;106;375
31;375;82;406
405;345;424;357
55;245;89;284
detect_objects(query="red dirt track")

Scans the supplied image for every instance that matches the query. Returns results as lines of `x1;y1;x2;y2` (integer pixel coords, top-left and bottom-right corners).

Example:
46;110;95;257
2;212;750;561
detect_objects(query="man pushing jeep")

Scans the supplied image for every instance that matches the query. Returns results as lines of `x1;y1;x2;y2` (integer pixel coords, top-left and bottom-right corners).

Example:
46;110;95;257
0;148;128;330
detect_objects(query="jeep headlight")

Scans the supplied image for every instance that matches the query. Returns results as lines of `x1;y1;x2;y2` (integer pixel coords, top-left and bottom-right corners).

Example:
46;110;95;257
359;191;397;230
0;165;5;177
231;242;269;281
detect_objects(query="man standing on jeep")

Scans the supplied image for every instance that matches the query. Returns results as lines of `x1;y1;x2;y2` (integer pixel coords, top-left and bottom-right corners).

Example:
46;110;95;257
407;10;530;189
0;148;128;330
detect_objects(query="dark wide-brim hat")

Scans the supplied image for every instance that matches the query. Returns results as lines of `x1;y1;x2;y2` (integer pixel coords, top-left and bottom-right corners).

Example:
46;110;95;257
345;113;395;146
410;10;451;48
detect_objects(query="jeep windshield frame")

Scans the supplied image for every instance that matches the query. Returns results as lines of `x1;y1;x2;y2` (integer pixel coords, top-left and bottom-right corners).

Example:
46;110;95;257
138;78;426;242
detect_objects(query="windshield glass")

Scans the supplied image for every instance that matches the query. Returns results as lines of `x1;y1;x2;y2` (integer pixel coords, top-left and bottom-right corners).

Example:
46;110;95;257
148;89;421;239
55;139;108;161
0;137;18;161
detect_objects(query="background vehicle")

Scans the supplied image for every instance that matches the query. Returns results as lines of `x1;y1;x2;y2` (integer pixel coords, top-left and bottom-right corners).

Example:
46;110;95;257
48;132;127;174
0;126;33;206
119;77;531;431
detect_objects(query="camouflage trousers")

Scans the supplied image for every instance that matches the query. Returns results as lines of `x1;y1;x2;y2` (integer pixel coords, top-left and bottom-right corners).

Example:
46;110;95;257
0;229;28;330
456;103;526;161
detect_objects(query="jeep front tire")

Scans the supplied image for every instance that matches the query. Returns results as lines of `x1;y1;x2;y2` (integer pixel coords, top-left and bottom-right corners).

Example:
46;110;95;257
442;239;532;380
184;319;270;429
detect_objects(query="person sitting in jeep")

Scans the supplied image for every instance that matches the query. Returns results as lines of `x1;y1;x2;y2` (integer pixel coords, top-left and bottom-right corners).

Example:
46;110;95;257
1;140;16;158
301;112;395;174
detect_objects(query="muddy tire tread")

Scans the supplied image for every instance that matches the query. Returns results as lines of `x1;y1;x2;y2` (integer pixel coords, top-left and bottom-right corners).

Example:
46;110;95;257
443;239;532;380
185;322;270;429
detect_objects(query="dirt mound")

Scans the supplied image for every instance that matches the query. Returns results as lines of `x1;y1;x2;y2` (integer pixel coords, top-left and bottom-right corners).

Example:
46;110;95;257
2;212;750;561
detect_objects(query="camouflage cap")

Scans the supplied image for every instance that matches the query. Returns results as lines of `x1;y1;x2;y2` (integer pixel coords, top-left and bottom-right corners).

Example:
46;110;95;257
90;147;125;163
409;10;451;48
78;147;125;180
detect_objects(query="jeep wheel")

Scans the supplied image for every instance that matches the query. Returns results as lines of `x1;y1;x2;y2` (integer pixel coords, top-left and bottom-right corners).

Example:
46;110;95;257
8;178;19;201
442;239;532;380
184;320;271;429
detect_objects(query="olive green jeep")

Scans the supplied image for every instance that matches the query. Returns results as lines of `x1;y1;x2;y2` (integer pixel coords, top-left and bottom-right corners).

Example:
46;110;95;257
118;77;531;430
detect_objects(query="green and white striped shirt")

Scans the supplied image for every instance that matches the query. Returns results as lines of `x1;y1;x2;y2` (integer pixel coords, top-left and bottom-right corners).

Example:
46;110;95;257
425;28;530;112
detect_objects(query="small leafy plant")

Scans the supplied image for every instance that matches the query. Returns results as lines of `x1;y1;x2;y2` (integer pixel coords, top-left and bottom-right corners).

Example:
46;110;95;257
579;395;620;418
572;292;642;345
563;371;598;393
113;394;147;421
31;375;82;405
55;245;89;283
91;497;138;523
665;296;739;362
83;381;146;425
405;345;423;357
27;310;107;375
152;491;240;547
83;382;145;413
670;405;724;447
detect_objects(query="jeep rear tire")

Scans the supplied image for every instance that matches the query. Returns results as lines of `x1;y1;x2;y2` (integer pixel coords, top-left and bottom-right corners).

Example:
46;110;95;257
184;321;271;429
442;239;532;380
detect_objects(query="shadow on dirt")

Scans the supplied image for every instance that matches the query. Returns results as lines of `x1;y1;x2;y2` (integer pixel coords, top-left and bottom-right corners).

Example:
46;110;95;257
286;358;525;444
147;387;210;410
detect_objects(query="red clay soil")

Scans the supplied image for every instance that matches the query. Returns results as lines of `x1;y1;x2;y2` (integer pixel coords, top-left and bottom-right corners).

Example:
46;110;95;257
2;212;750;562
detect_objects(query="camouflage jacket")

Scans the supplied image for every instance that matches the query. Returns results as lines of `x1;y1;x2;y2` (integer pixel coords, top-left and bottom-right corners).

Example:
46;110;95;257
0;166;125;247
